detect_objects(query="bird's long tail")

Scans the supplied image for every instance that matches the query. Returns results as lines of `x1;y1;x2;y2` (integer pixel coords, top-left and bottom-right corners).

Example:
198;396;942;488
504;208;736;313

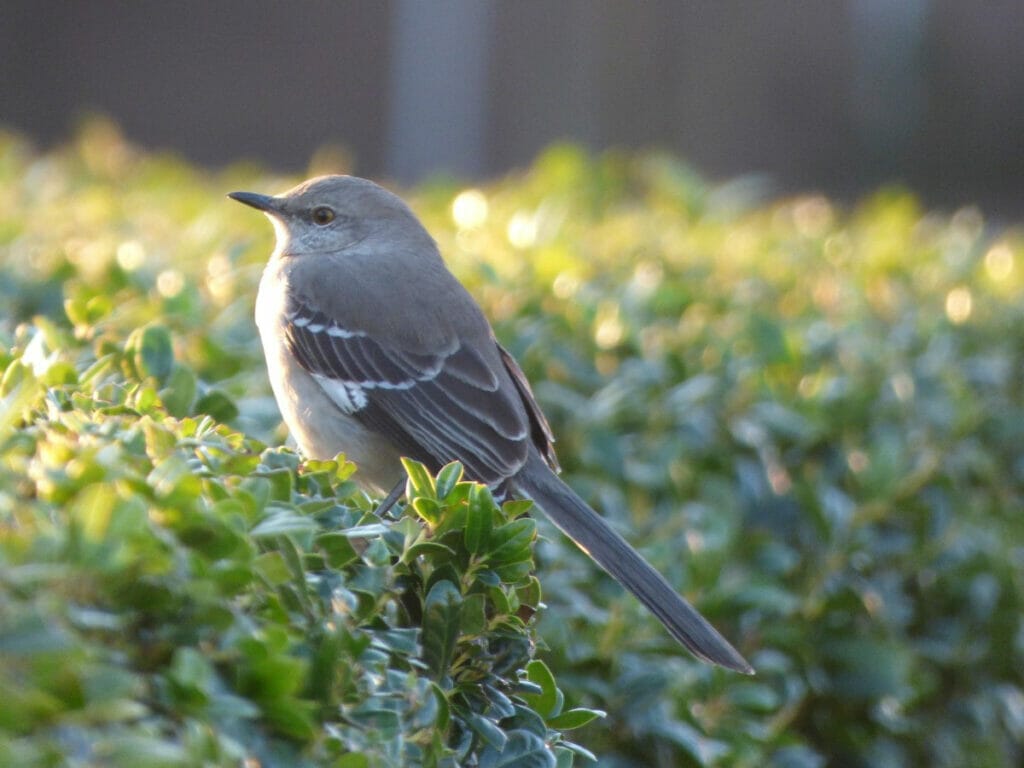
511;451;753;674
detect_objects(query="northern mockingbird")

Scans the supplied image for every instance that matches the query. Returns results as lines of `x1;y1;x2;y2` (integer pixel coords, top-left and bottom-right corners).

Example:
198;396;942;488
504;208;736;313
230;175;752;674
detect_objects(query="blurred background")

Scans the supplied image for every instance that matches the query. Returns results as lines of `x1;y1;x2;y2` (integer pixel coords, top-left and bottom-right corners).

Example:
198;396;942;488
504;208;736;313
3;0;1023;215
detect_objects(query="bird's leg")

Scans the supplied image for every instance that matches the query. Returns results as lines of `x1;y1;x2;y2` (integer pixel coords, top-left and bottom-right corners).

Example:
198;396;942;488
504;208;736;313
373;478;406;518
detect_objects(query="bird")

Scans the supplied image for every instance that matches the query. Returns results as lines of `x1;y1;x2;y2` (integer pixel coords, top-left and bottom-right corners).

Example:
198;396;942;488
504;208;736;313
229;175;753;674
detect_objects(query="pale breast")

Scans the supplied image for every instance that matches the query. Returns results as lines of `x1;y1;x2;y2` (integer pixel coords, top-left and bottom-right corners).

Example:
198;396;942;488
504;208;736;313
255;264;403;494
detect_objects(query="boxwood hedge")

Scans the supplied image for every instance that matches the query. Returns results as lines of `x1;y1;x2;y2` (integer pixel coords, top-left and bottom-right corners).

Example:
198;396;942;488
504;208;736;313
1;121;1022;766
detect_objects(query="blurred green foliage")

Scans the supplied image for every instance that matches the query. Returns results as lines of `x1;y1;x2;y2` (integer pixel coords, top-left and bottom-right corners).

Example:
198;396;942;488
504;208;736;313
1;120;1023;767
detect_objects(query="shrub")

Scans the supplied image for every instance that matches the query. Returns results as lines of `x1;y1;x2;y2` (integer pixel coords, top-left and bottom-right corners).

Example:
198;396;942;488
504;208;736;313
1;123;1022;766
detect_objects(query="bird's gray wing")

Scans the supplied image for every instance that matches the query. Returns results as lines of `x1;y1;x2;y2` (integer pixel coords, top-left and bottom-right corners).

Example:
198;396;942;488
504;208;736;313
496;343;559;473
283;298;531;487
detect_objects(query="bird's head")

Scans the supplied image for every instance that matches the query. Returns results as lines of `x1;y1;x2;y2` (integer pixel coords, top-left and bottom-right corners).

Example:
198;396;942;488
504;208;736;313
229;175;431;258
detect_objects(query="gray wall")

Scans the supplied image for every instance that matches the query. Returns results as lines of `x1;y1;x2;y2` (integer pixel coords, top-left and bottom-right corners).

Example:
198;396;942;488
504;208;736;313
2;1;1022;213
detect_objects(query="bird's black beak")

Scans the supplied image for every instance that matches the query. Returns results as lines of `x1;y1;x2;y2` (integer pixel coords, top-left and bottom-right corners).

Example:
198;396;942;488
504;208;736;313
228;191;281;213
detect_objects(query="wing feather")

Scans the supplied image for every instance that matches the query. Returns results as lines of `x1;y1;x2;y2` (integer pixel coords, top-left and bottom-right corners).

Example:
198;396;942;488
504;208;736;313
283;295;532;487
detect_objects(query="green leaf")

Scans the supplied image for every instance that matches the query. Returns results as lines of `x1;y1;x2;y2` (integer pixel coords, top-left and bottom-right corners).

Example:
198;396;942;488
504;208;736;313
523;659;559;718
412;496;442;526
340;523;390;538
41;359;77;386
100;735;191;768
501;498;535;519
372;628;420;655
0;362;40;438
546;708;606;730
0;613;71;654
495;560;533;583
147;456;201;501
431;682;451;731
517;576;542;608
485;684;517;720
459;592;488;636
160;364;196;417
71;482;117;540
316;531;360;568
168;647;213;698
261;698;317;741
487;518;537;564
335;754;370;768
360;537;391;567
422;580;463;678
402;457;436;499
404;540;457;562
478;729;555;768
824;638;914;700
468;713;508;752
557;741;597;763
254;551;292;585
250;508;317;538
465;483;494;554
260;468;294;501
126;323;175;385
726;683;780;712
436;460;464;498
194;389;239;422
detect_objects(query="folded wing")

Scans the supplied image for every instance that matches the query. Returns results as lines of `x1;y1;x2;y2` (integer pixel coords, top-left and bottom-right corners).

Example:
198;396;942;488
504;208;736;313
284;297;533;488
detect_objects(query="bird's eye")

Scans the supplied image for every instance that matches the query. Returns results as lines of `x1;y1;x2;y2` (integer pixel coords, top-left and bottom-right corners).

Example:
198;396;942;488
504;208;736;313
312;206;335;225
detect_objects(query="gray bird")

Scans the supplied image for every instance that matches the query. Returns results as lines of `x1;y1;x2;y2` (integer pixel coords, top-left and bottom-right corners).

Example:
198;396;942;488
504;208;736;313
229;175;753;674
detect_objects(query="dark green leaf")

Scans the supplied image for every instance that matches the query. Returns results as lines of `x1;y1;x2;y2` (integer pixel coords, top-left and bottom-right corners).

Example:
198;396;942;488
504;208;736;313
431;682;451;731
459;592;488;636
478;729;555;768
487;518;537;564
468;713;508;752
404;539;457;562
194;389;239;422
422;580;463;678
465;483;493;554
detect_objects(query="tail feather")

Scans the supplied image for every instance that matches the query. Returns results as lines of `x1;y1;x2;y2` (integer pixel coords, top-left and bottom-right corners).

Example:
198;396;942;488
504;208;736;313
512;452;753;674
